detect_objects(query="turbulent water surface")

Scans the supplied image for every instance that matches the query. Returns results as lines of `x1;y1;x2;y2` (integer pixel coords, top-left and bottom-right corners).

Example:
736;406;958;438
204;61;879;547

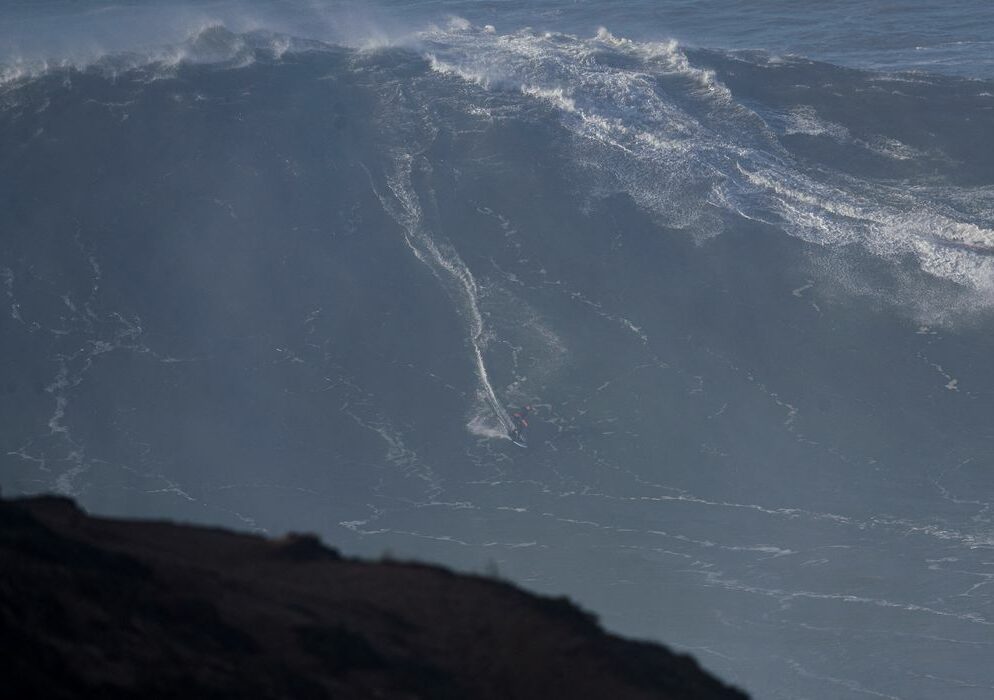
3;2;994;698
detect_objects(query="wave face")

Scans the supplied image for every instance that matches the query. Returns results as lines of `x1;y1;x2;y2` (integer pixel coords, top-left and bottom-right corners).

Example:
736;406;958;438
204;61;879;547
3;6;994;699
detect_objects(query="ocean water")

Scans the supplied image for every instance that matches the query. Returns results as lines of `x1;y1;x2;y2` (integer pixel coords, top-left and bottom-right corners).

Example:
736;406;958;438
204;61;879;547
2;2;994;698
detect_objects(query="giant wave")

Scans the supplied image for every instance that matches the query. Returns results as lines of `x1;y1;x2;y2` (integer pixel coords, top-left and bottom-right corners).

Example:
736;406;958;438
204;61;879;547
3;11;994;700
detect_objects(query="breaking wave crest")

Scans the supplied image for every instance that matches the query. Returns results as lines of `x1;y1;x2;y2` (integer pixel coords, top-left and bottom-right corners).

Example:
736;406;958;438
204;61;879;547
1;23;319;87
419;20;994;311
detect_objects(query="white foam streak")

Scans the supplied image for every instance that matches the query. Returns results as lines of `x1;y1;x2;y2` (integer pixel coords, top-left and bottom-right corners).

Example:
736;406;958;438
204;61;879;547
783;105;851;140
369;157;514;439
780;105;927;162
735;163;994;295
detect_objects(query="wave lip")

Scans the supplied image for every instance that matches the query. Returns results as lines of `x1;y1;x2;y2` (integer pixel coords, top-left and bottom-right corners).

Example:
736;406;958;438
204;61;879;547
1;23;324;87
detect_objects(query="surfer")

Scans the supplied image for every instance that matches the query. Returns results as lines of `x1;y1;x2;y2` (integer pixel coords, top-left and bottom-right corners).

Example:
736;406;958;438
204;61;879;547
509;405;532;446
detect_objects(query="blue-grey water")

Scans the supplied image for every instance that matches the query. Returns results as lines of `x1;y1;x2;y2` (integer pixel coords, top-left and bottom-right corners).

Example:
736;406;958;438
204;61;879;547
3;2;994;698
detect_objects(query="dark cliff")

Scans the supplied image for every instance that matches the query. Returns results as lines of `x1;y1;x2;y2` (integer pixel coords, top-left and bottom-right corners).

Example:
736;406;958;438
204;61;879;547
0;495;748;699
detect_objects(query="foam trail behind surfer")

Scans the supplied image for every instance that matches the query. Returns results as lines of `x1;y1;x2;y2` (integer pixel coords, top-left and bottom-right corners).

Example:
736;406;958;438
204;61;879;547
367;154;516;439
